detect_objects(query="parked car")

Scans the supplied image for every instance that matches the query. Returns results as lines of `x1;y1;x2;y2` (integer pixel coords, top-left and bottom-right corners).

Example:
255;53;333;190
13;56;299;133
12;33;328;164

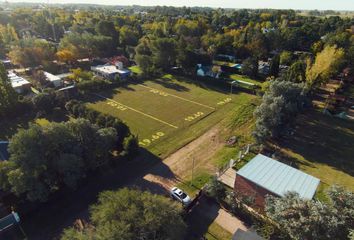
170;187;192;206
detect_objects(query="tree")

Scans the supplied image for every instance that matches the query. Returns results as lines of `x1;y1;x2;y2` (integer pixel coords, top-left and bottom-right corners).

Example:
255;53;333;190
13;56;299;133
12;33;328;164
269;54;280;77
95;20;119;53
242;57;258;78
0;62;17;118
32;90;57;114
56;49;75;63
123;135;139;156
282;60;307;83
253;80;306;143
266;186;354;240
151;38;177;71
306;45;344;87
8;38;55;68
0;119;118;202
279;51;293;66
205;176;226;201
61;188;187;240
135;39;154;75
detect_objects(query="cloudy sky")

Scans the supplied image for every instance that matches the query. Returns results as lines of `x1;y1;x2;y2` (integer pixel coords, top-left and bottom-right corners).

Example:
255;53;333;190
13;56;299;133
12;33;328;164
6;0;354;10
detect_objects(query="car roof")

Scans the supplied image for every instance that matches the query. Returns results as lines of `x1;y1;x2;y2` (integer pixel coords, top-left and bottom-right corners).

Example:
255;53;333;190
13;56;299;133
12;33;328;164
172;187;184;196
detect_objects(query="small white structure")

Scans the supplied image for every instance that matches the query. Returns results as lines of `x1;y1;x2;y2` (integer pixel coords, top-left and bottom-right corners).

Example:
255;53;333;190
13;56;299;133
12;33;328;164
44;71;63;87
7;72;31;94
91;64;131;80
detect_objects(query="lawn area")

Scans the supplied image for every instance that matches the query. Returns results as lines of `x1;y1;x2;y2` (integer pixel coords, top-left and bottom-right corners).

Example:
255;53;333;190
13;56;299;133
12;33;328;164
129;65;143;75
86;74;256;158
228;73;263;86
275;110;354;199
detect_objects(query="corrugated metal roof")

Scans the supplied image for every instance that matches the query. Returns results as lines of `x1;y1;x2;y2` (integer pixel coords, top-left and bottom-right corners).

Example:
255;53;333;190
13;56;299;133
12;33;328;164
237;154;320;199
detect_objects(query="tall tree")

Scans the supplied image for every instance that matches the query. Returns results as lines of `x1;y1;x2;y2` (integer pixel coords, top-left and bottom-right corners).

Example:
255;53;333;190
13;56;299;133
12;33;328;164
61;188;187;240
269;54;280;77
0;62;17;118
253;80;306;143
306;45;344;87
266;186;354;240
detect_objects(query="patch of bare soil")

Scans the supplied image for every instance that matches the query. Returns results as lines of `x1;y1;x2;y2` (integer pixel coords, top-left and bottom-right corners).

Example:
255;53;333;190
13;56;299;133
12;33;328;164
131;125;226;192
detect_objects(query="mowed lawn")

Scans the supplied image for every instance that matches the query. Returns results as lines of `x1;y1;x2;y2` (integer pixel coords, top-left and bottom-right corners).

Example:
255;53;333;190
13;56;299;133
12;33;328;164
87;74;256;157
276;111;354;198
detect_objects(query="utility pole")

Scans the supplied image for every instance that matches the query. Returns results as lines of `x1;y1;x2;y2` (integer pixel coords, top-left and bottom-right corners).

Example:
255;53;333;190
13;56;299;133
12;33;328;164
191;156;195;187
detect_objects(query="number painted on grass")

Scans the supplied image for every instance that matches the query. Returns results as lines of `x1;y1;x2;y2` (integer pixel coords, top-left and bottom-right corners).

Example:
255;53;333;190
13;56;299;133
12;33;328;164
184;112;204;122
106;101;127;111
139;132;165;146
149;89;168;97
217;98;232;105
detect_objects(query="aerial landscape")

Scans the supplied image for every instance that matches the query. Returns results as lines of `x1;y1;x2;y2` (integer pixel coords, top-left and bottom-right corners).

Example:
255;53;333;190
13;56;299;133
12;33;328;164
0;0;353;239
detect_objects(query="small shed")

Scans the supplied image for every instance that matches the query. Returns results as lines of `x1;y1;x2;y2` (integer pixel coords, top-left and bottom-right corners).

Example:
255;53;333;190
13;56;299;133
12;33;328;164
234;154;320;210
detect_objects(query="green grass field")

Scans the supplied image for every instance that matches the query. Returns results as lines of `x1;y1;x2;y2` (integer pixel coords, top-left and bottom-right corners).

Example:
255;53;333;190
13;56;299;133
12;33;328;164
276;111;354;200
86;74;256;157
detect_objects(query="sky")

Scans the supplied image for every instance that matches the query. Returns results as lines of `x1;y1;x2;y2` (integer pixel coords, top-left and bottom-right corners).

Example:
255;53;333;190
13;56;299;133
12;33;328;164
6;0;354;10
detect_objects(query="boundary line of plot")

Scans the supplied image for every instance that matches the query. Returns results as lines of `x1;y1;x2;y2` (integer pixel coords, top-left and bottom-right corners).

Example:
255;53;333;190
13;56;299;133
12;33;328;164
138;84;216;110
92;93;178;129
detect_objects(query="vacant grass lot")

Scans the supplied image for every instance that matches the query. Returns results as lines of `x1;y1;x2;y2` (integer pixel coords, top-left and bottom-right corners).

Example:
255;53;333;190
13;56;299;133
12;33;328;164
86;74;256;157
275;111;354;199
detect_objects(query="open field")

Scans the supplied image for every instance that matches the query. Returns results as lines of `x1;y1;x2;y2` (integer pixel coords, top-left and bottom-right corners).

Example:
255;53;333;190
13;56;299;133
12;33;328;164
86;74;256;157
275;111;354;200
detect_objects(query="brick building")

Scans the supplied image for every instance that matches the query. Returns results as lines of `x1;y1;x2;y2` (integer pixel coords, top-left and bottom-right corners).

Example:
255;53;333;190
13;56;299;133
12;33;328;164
234;154;320;211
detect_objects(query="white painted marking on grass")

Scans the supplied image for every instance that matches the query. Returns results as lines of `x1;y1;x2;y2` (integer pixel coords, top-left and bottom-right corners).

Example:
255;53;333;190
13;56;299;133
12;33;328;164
138;84;216;110
93;93;178;129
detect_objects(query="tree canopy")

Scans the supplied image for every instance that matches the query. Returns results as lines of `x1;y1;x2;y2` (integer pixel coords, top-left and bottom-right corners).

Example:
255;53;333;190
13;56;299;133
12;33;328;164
266;186;354;240
61;188;187;240
0;119;118;202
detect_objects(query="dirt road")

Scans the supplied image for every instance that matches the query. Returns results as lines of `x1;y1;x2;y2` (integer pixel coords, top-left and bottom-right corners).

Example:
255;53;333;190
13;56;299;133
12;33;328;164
130;125;225;193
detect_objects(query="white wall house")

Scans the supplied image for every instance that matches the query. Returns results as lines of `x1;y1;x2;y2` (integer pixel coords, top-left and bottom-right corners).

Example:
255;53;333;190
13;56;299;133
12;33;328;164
91;63;131;81
7;72;31;94
44;71;63;88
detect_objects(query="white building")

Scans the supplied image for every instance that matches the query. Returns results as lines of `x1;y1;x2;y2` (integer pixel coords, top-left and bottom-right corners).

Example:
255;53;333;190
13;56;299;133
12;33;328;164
7;72;31;94
44;71;63;87
91;63;131;80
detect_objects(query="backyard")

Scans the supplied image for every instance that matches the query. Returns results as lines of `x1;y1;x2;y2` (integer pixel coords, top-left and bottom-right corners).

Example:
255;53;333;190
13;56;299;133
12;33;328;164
275;111;354;199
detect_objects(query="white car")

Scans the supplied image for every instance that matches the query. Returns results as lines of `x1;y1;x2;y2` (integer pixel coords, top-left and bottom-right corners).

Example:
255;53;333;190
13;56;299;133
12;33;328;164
170;187;192;206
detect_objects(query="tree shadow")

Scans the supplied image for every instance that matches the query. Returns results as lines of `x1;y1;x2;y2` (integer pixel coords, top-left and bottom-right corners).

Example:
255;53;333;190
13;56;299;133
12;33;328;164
21;148;176;240
185;196;221;240
275;111;354;177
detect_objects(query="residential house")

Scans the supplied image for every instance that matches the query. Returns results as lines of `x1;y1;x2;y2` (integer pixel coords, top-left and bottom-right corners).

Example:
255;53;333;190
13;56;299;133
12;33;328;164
91;62;131;81
234;154;320;211
196;64;222;78
44;71;64;88
7;72;31;94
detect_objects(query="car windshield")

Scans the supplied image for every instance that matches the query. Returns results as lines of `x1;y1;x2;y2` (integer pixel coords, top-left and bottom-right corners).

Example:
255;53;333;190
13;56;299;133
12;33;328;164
181;193;187;199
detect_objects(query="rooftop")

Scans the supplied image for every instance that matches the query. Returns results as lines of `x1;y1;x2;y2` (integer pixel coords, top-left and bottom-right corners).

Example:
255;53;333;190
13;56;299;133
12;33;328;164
92;64;120;74
44;71;61;82
7;72;30;88
237;154;320;199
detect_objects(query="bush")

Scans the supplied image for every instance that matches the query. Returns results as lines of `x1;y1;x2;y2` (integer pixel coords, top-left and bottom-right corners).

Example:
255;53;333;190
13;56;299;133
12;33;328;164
123;135;139;156
76;78;111;93
65;100;131;147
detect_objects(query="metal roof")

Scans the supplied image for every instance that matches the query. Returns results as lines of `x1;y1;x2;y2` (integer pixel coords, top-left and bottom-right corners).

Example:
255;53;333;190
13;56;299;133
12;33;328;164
237;154;320;199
